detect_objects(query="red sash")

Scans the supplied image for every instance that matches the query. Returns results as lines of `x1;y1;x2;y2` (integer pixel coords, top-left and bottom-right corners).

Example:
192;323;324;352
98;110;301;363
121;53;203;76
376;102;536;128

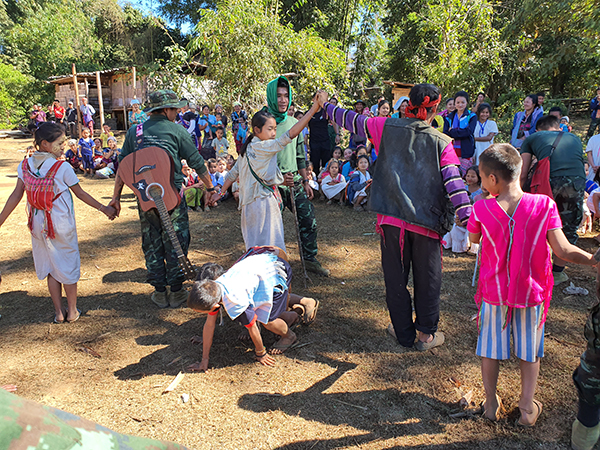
21;159;64;239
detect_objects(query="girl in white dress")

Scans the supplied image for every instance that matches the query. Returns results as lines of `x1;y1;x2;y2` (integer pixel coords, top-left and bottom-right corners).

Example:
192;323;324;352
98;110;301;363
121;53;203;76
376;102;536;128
220;92;325;251
0;123;116;323
473;103;498;165
321;159;347;204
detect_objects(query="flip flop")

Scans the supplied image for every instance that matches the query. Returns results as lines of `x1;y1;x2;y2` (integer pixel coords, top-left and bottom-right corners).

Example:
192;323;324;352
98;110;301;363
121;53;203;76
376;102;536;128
269;336;297;354
291;304;306;318
516;399;543;427
53;308;67;324
66;309;81;323
301;299;319;325
481;394;503;421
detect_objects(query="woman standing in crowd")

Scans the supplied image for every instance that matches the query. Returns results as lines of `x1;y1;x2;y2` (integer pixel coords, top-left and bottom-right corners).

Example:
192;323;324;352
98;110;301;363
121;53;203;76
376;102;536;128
231;101;248;155
510;94;543;149
443;91;477;174
128;99;148;125
392;96;409;119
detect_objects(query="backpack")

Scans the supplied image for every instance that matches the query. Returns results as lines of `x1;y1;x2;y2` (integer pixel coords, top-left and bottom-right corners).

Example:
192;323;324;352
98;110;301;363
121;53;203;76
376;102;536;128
21;158;65;239
525;132;564;199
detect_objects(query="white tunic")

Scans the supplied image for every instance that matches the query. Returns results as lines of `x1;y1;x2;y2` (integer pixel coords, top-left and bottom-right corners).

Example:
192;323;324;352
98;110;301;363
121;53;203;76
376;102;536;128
321;174;347;199
473;120;499;165
17;155;81;284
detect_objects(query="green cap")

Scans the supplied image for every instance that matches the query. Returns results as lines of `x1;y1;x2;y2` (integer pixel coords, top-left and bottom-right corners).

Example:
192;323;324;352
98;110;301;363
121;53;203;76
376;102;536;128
144;89;187;113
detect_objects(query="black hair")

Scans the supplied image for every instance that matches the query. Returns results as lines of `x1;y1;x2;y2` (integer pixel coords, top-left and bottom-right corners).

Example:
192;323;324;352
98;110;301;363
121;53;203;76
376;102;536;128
536;92;545;98
548;106;562;114
33;122;65;151
476;103;492;117
327;158;340;171
454;90;470;104
407;84;441;115
54;99;60;103
465;165;481;185
239;108;275;157
216;126;224;132
356;154;370;167
479;144;522;183
594;166;600;185
378;99;390;115
526;94;539;108
536;114;560;131
445;98;454;105
277;78;289;90
332;146;342;157
202;104;210;111
197;262;225;281
188;279;222;311
293;110;304;119
207;158;217;165
477;92;485;98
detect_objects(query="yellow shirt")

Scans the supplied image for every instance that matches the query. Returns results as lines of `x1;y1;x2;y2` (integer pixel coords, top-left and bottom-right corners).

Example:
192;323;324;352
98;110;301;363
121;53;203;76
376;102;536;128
100;131;114;148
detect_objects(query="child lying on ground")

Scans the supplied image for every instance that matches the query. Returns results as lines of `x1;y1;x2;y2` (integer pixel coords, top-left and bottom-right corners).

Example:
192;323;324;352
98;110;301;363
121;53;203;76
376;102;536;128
468;143;597;426
187;246;319;370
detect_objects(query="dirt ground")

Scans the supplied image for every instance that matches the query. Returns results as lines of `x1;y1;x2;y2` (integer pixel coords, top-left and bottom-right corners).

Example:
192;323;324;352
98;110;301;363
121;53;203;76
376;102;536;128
0;131;598;450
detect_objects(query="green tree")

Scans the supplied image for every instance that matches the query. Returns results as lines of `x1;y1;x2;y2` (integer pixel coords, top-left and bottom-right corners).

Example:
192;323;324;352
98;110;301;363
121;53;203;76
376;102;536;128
0;63;35;127
188;0;347;108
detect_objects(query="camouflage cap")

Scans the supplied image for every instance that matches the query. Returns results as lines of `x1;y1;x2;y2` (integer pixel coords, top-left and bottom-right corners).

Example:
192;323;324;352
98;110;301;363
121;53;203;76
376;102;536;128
144;90;188;113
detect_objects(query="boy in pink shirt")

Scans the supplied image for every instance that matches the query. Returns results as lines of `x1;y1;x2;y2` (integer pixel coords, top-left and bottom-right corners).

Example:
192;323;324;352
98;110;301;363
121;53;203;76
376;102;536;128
468;143;597;426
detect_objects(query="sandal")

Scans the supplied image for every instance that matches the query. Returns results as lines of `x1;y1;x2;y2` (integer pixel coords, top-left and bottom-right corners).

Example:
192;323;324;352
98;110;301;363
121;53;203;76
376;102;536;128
65;309;81;323
481;394;503;421
269;335;297;354
301;299;319;325
53;308;67;324
516;399;543;427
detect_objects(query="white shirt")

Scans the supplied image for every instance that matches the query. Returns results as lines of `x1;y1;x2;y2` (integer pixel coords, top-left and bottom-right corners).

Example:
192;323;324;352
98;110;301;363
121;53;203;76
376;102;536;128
586;134;600;180
474;120;498;164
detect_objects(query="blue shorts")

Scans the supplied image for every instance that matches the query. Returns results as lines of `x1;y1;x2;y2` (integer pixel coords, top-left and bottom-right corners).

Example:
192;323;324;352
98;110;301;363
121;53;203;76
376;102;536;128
476;302;545;363
81;152;94;170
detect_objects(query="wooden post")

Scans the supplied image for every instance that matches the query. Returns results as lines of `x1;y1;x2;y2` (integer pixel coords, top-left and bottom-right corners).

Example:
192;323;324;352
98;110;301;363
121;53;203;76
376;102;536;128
121;75;128;130
85;79;89;99
96;71;105;129
72;64;82;138
132;66;137;99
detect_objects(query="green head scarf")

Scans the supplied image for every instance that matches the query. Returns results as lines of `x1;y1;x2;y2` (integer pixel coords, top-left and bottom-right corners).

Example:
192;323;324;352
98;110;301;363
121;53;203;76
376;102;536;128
266;76;292;124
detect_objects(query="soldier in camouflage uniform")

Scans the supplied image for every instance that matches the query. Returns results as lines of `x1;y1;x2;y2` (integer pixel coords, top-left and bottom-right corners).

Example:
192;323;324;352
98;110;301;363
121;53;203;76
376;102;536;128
110;90;218;308
0;388;188;449
266;76;329;277
572;289;600;450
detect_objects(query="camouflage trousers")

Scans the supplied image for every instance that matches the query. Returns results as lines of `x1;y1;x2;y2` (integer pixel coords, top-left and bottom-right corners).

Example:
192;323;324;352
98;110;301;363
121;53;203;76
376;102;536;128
550;176;585;245
573;300;600;426
279;179;318;261
0;388;187;449
138;199;190;291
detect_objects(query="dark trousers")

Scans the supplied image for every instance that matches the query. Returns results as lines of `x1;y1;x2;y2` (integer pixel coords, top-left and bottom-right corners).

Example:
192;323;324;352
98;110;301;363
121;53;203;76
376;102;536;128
309;139;332;174
279;179;318;261
587;118;600;138
138;199;190;291
67;122;78;138
380;225;442;347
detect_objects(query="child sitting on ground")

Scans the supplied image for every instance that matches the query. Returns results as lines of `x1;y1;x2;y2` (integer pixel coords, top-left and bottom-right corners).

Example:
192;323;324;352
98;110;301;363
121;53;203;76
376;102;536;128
99;124;114;148
207;158;223;190
443;165;482;253
306;161;320;196
560;116;572;133
187;247;319;370
77;128;95;176
321;159;347;205
64;139;82;173
468;144;597;426
94;147;118;179
348;155;371;211
181;160;205;211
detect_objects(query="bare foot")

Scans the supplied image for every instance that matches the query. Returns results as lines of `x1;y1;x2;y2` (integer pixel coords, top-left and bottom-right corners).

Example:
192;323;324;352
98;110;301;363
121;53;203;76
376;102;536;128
269;331;297;355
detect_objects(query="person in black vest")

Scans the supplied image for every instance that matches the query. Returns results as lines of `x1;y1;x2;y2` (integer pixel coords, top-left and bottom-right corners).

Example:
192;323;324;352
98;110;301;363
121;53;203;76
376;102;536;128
308;108;331;174
322;84;472;350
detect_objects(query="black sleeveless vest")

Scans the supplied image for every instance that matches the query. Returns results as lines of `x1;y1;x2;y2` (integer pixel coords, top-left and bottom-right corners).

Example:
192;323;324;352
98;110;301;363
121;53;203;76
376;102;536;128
368;118;455;235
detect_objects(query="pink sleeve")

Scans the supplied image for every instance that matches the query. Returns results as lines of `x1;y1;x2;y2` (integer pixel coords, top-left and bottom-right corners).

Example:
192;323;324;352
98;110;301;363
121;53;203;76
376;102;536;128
440;142;460;167
366;117;388;155
467;203;481;233
547;200;563;230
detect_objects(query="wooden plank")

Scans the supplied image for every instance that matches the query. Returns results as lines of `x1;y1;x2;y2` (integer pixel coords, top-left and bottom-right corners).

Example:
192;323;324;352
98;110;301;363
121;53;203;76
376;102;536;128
96;71;105;129
72;64;82;138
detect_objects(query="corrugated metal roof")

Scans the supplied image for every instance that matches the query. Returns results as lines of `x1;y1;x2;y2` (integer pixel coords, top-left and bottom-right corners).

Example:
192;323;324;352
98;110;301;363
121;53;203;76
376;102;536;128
48;67;131;84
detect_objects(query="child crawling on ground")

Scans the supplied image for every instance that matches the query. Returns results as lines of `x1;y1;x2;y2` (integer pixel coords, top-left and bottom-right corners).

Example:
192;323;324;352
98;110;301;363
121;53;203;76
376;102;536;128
187;246;319;370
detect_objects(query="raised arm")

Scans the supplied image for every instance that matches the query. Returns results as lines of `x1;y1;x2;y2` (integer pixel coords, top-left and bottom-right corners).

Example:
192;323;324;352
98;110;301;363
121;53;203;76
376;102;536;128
440;143;472;226
324;102;369;140
288;93;323;140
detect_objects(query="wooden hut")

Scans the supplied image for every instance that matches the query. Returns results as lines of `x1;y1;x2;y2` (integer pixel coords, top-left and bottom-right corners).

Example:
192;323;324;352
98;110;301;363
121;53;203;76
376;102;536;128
48;67;148;131
383;81;415;109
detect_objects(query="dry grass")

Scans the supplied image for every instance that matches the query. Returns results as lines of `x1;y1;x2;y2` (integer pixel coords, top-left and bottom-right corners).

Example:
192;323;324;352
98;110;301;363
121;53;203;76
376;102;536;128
0;133;597;449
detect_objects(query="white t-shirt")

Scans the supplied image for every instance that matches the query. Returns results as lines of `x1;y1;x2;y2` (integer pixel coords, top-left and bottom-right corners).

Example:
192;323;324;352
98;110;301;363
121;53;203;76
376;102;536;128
586;135;600;180
587;187;600;214
473;120;498;164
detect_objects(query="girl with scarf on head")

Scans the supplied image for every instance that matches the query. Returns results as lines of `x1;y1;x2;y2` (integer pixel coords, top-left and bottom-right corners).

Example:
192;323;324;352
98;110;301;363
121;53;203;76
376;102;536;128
443;91;478;175
0;122;115;324
322;84;472;351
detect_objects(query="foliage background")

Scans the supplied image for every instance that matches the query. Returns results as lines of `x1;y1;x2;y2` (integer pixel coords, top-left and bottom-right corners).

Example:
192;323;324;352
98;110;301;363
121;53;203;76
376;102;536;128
0;0;599;127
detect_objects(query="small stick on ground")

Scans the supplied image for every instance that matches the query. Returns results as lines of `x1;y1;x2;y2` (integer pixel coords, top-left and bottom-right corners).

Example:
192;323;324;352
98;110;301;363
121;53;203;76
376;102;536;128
194;250;234;258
